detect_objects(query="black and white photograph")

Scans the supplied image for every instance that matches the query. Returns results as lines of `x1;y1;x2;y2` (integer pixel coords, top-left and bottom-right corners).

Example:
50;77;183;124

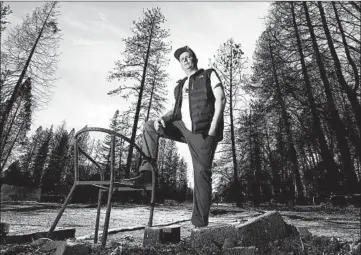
0;0;360;254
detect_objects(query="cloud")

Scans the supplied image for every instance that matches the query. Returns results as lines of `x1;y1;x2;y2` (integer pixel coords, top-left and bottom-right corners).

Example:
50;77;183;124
97;11;108;22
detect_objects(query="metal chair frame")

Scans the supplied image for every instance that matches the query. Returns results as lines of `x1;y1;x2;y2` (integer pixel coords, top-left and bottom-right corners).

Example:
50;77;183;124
47;127;157;246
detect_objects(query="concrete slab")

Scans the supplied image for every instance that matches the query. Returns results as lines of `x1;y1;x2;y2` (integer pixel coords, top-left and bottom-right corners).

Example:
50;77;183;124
143;225;181;246
190;223;236;249
222;237;236;249
40;240;66;252
4;228;75;244
31;237;52;247
223;246;257;255
55;241;91;255
235;211;287;251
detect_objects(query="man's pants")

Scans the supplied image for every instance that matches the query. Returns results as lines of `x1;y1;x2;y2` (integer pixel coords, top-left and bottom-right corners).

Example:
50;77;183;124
139;120;218;227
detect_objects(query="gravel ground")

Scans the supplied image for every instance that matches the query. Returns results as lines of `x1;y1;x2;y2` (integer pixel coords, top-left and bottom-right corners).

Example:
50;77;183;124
1;201;360;252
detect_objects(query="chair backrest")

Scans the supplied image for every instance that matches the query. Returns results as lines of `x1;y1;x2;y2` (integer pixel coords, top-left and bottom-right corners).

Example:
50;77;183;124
73;127;153;182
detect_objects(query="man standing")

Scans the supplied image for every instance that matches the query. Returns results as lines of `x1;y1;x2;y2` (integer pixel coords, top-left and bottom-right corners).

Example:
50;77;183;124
138;46;226;227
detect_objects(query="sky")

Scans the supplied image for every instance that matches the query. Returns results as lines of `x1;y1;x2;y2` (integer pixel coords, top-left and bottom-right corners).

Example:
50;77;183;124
3;0;271;187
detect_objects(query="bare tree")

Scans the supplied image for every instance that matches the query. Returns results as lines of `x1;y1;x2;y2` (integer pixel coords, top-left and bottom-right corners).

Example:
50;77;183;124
210;39;247;206
303;1;359;193
0;1;61;172
108;7;170;177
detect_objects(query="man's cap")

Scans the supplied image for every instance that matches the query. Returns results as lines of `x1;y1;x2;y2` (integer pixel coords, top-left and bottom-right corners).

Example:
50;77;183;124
174;46;197;61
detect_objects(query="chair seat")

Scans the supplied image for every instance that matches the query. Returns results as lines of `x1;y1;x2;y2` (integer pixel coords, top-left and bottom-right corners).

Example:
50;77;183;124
91;180;153;191
114;180;152;191
114;185;152;191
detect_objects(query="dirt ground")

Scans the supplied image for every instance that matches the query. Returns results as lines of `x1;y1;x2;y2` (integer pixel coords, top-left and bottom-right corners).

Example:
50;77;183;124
1;201;360;248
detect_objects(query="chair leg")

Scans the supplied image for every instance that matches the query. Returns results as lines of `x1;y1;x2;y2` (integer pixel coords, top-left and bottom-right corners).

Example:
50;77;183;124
94;189;103;244
47;184;77;238
101;183;114;247
102;135;116;247
148;202;155;227
148;169;156;227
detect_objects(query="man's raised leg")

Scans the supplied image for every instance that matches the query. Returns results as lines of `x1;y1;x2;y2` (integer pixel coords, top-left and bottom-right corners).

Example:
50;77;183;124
139;120;159;172
139;120;186;172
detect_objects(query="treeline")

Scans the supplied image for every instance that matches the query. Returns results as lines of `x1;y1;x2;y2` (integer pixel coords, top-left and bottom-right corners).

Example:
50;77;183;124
1;110;191;203
212;1;360;206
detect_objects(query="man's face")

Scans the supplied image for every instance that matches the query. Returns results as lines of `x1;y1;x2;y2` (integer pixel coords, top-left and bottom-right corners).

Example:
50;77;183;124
179;51;196;72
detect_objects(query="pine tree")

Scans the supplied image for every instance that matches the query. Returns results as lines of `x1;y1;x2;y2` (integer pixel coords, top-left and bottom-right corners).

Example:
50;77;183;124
62;128;75;189
176;157;188;201
20;126;43;180
41;122;69;194
303;1;358;193
210;39;247;206
108;7;170;177
142;49;170;122
1;78;33;171
99;110;121;179
0;2;61;166
163;140;179;195
32;126;53;186
117;110;133;175
2;160;31;186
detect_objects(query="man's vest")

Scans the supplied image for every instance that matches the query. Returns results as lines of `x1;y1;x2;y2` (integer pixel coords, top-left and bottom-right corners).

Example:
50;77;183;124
169;68;224;141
